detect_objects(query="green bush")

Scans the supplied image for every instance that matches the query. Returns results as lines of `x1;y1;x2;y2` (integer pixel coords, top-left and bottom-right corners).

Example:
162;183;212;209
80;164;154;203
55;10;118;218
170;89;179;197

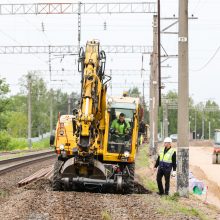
0;130;11;151
7;138;28;151
0;134;50;152
32;138;50;150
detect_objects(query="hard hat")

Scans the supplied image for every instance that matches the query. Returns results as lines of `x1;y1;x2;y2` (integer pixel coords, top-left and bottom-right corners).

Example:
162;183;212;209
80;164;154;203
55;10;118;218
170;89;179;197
164;137;172;143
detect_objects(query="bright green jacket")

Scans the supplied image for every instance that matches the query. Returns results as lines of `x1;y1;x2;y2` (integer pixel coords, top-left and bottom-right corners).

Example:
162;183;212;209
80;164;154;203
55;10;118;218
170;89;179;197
111;119;130;135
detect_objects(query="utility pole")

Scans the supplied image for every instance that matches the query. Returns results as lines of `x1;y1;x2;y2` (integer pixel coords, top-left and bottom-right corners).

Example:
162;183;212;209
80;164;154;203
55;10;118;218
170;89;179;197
149;54;153;155
149;14;158;156
78;2;82;51
202;109;205;139
160;122;163;140
209;121;211;140
177;0;189;197
68;95;71;114
50;89;54;135
49;45;52;81
157;0;161;106
163;100;168;137
189;121;191;140
194;109;197;139
27;74;32;149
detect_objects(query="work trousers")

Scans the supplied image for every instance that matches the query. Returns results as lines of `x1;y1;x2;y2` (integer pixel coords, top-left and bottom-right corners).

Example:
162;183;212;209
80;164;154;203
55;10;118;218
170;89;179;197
156;168;171;195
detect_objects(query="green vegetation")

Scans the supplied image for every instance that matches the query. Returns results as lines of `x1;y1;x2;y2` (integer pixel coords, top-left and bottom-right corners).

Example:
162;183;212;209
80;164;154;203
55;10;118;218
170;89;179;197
0;136;50;152
101;211;112;220
136;144;157;192
141;177;158;192
159;196;208;220
0;73;79;152
0;189;9;198
6;138;28;151
32;138;51;150
0;130;11;150
136;144;149;168
127;87;149;123
136;144;209;220
159;91;220;138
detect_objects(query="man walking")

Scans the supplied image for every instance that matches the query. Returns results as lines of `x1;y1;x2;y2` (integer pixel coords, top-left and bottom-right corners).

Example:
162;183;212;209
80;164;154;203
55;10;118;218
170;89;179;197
154;137;176;195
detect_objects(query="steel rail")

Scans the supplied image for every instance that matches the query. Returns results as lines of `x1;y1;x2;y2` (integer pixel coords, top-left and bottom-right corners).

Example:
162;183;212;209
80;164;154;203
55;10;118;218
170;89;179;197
0;150;56;175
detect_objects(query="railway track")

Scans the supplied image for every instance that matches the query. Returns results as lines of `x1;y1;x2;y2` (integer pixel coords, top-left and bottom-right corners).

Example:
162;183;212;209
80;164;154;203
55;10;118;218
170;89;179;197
0;150;56;175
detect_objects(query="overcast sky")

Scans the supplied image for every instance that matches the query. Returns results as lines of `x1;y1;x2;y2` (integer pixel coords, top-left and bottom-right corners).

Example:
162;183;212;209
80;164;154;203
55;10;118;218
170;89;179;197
0;0;220;105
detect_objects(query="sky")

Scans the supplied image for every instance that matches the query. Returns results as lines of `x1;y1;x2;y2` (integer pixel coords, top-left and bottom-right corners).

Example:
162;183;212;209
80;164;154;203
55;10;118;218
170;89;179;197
0;0;220;105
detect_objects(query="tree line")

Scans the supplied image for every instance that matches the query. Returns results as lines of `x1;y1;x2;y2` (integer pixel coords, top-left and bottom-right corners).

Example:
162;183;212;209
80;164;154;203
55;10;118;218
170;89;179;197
159;91;220;139
0;72;79;140
1;77;219;150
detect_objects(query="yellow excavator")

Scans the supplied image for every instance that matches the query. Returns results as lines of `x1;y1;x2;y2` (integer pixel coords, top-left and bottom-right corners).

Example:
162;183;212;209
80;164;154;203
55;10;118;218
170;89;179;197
51;40;142;193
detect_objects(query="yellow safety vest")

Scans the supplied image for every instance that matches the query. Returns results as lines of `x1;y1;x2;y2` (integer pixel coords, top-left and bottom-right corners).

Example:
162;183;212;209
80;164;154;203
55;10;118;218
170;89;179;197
159;147;176;164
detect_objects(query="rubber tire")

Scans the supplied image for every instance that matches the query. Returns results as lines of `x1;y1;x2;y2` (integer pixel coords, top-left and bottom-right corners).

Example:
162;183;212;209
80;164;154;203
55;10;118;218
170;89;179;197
52;160;64;191
124;163;135;194
212;154;217;164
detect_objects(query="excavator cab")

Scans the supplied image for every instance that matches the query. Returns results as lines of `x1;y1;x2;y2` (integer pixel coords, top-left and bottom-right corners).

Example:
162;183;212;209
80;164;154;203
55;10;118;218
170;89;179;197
108;108;133;154
103;96;139;164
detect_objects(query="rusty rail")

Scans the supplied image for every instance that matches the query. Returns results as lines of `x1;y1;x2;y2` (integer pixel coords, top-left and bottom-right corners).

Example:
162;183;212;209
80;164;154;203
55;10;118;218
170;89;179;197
18;165;54;187
0;150;56;175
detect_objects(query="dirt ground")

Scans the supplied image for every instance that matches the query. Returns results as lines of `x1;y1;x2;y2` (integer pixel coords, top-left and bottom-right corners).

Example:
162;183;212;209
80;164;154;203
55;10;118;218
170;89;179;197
189;146;220;209
0;146;220;220
156;141;220;209
0;172;202;220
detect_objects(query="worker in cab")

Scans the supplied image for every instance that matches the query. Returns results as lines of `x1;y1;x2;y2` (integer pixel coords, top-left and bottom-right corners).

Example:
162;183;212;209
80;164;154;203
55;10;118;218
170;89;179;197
110;112;130;135
154;137;176;195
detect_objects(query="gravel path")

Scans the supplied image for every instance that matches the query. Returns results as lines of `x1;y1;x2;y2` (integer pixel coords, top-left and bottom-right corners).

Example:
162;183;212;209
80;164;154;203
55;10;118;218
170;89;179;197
0;150;219;220
0;176;205;220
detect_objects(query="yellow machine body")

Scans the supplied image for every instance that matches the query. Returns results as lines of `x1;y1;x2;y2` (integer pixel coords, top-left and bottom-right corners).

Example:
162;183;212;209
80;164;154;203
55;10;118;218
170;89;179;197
52;40;142;193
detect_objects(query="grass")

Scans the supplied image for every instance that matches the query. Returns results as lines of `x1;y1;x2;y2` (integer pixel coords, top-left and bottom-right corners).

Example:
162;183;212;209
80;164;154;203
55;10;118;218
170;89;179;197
136;144;149;168
159;196;209;220
0;138;28;151
32;138;51;150
0;189;9;198
101;210;112;220
0;138;51;160
136;144;209;220
136;144;157;192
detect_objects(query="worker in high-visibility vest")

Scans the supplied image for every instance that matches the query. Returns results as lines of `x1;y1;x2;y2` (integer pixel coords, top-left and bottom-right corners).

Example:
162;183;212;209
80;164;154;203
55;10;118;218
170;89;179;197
154;137;176;195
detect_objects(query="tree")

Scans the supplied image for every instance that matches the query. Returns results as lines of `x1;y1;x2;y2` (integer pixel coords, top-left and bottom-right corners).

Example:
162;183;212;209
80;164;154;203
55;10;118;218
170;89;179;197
18;73;80;137
128;87;141;98
0;78;10;129
7;112;28;137
162;91;178;135
18;73;50;137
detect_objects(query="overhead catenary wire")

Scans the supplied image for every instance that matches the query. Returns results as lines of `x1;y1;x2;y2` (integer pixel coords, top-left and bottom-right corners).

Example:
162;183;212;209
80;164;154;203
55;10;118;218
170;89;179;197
191;45;220;72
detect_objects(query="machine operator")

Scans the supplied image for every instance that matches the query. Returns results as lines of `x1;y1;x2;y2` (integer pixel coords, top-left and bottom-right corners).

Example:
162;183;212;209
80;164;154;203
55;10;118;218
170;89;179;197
111;113;130;135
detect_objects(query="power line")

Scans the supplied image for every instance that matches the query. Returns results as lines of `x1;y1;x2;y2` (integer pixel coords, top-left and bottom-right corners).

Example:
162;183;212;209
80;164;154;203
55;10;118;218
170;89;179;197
192;0;202;14
191;45;220;71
